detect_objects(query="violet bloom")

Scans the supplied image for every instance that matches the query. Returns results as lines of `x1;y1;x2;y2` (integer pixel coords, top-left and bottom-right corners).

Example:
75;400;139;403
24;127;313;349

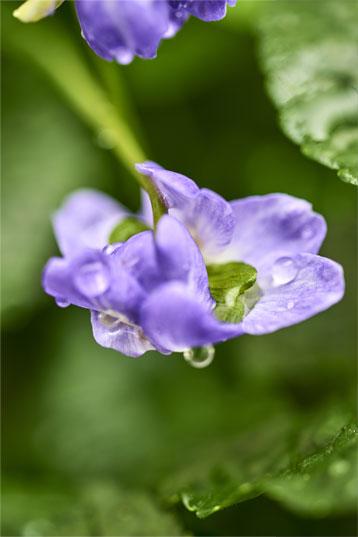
75;0;236;64
14;0;236;64
42;163;344;358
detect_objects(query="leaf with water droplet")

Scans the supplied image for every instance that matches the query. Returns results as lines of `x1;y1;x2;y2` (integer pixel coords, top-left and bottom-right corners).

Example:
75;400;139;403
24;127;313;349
160;404;358;518
109;217;149;244
257;1;358;185
207;262;257;323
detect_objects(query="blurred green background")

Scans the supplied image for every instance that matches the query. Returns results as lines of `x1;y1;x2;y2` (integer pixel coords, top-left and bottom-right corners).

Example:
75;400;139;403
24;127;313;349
2;1;357;536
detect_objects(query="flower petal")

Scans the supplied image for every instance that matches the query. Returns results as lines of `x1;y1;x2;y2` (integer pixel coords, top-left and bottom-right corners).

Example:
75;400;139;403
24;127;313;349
53;189;126;257
75;0;170;64
242;253;344;335
184;0;235;21
91;311;155;357
136;162;235;261
42;250;112;310
217;194;327;278
155;215;214;308
170;188;236;262
136;161;199;207
140;281;242;352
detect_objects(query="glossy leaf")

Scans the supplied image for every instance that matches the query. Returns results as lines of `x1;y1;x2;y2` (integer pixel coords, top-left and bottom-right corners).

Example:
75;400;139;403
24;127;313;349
258;1;358;185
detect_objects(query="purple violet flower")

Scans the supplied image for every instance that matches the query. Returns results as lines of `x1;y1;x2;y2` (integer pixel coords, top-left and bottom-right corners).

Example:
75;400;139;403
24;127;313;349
42;162;345;358
75;0;236;64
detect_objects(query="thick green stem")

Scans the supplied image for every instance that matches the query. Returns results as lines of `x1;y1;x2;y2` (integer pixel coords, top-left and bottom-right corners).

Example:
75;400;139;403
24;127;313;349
4;6;167;224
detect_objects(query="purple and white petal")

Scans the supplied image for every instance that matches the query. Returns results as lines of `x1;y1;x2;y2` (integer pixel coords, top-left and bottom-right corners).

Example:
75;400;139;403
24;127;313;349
242;253;345;335
136;162;235;261
53;189;126;257
76;0;170;64
170;188;235;262
216;194;327;279
91;310;155;357
155;215;214;308
140;281;242;352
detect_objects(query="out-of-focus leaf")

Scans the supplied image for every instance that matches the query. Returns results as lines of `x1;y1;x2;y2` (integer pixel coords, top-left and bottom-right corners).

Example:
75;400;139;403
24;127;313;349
2;480;183;536
109;217;149;243
28;310;285;485
160;406;357;518
257;1;358;185
263;423;358;517
1;58;111;321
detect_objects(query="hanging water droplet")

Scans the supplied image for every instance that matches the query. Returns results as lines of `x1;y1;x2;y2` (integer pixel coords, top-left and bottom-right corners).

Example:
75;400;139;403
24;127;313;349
183;345;215;369
55;297;70;308
272;257;298;286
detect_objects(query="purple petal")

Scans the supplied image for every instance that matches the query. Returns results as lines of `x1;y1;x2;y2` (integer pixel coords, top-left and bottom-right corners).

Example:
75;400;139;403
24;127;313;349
170;188;235;262
53;189;126;257
75;0;170;64
140;281;242;352
155;215;214;308
111;230;162;295
42;250;112;310
242;253;345;335
136;162;235;261
135;161;199;208
217;194;327;278
185;0;235;21
43;247;146;319
91;311;155;357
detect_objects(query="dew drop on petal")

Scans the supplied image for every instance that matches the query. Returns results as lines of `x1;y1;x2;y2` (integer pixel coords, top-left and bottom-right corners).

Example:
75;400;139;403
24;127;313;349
55;297;70;308
272;257;298;286
183;345;215;369
74;261;110;297
287;300;295;310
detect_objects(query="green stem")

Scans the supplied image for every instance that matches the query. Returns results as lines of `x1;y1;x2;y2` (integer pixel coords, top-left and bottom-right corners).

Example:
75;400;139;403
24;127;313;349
4;6;167;224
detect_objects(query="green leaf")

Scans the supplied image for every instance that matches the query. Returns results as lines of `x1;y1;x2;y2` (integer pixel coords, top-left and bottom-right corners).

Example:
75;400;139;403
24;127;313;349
109;217;149;244
257;1;358;185
2;480;183;537
263;423;358;517
207;262;257;323
161;406;358;518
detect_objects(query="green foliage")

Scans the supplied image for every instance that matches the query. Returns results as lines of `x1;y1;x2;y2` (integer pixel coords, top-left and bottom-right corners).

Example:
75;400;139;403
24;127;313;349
161;406;357;518
109;217;150;244
207;262;257;322
2;1;357;534
3;481;183;536
258;1;358;185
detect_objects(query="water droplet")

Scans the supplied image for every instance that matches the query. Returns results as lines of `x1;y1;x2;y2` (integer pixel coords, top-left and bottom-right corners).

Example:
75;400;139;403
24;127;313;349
272;257;298;286
55;297;70;308
287;300;295;310
74;261;110;297
183;345;215;369
328;459;350;477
